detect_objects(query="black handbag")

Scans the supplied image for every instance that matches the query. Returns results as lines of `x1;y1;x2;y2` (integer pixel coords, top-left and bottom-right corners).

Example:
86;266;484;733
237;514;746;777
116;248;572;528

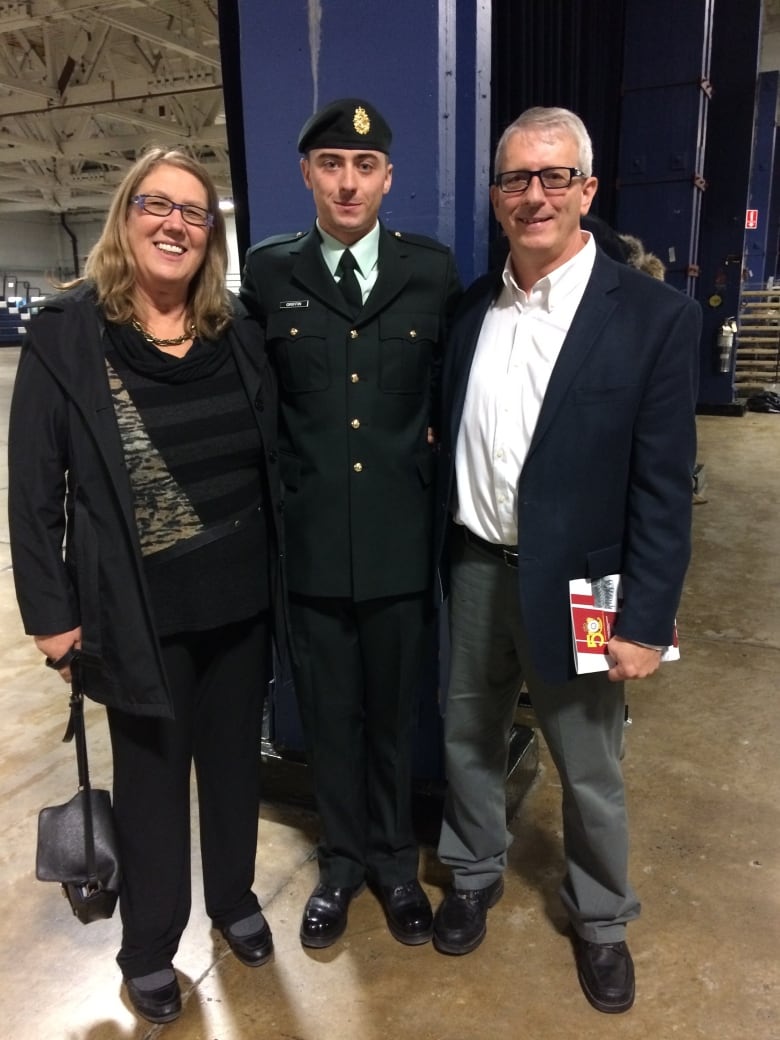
35;653;121;924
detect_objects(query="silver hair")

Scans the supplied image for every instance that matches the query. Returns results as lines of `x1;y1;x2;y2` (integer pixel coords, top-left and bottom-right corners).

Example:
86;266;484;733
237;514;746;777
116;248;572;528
494;106;594;177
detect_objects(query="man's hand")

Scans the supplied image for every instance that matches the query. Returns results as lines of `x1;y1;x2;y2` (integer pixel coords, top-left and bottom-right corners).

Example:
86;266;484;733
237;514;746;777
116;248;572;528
606;635;662;683
34;628;82;684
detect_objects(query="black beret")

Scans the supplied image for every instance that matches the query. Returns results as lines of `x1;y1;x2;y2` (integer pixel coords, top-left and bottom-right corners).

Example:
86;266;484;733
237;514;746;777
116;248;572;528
298;98;392;154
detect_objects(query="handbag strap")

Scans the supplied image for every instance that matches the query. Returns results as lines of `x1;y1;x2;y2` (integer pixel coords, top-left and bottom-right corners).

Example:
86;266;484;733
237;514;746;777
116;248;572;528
61;654;100;887
61;655;90;790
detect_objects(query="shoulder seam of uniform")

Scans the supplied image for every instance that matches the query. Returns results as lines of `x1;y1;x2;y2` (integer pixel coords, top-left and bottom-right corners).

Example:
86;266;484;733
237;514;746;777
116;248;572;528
388;230;450;252
248;231;308;253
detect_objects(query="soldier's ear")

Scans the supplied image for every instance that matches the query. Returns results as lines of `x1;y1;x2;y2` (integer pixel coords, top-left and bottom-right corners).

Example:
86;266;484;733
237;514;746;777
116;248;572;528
300;157;312;190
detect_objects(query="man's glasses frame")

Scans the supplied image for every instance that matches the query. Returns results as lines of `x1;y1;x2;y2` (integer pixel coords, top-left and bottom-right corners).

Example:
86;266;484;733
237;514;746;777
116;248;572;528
494;167;585;194
131;194;215;228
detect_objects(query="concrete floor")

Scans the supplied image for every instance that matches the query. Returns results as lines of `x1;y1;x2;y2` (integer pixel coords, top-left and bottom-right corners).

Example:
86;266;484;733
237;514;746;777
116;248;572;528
0;344;777;1040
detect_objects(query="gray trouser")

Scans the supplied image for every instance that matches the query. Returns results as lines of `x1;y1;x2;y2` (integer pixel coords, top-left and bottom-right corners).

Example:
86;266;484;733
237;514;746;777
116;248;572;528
438;531;641;942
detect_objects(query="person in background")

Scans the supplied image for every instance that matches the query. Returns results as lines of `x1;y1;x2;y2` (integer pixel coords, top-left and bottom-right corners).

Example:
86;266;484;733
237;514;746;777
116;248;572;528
8;148;284;1025
241;98;461;950
618;232;667;280
431;107;700;1014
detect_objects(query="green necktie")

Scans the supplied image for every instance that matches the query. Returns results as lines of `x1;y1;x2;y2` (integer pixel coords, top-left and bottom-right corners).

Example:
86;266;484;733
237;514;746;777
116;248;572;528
337;249;363;314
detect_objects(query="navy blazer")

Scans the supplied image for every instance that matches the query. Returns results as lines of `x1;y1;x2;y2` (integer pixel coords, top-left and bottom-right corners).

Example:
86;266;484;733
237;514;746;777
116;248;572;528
434;251;702;684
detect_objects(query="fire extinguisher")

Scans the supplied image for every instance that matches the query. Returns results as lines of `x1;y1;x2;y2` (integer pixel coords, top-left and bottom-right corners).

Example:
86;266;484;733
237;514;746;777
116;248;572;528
715;318;737;373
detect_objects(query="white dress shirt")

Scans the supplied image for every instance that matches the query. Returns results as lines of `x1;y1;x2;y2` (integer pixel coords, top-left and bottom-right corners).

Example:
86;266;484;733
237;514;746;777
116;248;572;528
454;233;597;545
317;220;381;304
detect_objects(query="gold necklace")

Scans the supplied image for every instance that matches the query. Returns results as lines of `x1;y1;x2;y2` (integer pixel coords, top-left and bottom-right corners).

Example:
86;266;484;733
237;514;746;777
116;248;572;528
131;317;197;347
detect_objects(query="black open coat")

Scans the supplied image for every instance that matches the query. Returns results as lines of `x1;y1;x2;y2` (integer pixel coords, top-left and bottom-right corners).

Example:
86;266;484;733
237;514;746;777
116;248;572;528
8;284;284;718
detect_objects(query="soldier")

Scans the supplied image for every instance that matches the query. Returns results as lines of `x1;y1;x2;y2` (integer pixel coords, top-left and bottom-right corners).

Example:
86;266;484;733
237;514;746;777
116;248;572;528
241;98;461;949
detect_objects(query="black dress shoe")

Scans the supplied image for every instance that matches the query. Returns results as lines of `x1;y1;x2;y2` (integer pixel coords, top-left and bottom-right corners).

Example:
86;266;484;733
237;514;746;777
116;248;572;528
572;934;635;1014
221;914;274;967
300;882;365;948
432;877;504;955
125;974;182;1024
377;879;433;945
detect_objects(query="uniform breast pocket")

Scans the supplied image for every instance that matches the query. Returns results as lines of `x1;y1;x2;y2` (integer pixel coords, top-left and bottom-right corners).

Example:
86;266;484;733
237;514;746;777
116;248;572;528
378;313;438;393
267;311;330;393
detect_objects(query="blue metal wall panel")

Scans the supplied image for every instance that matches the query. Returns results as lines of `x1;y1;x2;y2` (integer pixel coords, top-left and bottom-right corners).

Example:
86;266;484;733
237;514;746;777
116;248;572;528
616;0;712;295
230;0;490;285
744;72;779;288
695;0;762;407
767;129;780;282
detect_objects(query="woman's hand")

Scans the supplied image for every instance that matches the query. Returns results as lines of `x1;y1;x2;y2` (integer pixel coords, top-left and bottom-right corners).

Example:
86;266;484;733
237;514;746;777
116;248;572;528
34;628;82;683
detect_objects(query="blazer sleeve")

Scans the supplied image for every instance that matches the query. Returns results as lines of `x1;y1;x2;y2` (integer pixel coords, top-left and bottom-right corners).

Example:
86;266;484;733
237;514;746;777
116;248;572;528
430;249;463;437
615;295;702;644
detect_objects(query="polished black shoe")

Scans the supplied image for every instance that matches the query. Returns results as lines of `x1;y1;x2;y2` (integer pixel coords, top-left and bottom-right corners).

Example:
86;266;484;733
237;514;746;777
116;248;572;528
432;877;504;955
377;879;433;945
572;934;635;1014
125;972;182;1024
300;882;365;949
221;914;274;967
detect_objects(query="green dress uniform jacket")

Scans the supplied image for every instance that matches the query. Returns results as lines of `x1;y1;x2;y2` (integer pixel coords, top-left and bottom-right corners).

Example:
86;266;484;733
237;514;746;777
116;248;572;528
241;223;461;602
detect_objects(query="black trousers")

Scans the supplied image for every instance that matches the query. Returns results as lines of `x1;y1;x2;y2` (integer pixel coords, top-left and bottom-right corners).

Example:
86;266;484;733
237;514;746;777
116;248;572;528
289;592;433;888
108;614;269;979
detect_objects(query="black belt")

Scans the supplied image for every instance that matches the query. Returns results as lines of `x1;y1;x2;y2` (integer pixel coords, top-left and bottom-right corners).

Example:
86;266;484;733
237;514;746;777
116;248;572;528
144;502;264;566
462;526;519;568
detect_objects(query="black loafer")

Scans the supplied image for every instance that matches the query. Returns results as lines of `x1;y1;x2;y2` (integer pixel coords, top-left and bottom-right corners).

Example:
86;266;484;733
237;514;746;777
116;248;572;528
221;914;274;967
572;934;635;1014
126;974;182;1024
432;877;504;955
377;879;433;945
300;882;364;949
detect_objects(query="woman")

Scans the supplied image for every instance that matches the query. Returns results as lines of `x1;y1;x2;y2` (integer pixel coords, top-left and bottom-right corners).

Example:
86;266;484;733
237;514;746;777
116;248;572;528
8;149;283;1025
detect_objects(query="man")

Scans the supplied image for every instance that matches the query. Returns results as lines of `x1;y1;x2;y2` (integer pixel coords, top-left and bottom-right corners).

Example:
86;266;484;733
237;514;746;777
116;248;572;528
431;107;700;1014
241;98;461;949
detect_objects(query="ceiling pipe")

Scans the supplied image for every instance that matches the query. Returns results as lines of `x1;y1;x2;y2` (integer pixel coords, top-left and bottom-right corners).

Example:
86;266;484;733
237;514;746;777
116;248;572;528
59;212;79;278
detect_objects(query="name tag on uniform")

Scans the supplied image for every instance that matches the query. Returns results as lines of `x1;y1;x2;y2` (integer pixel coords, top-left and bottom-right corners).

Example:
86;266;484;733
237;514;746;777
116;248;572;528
279;299;310;309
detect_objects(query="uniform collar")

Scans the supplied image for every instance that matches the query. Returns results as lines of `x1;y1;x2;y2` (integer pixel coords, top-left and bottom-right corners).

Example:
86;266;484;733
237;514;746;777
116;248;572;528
317;220;381;278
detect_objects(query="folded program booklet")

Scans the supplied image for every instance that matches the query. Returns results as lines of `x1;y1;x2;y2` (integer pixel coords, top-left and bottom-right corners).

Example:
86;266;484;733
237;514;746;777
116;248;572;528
569;574;680;674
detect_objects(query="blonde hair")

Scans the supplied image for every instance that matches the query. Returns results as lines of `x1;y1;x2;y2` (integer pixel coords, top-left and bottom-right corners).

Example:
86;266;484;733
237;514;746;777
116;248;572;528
618;233;666;281
72;148;232;338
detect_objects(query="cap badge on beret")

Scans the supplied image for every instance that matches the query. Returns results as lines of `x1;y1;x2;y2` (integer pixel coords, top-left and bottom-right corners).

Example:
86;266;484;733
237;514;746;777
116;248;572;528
297;97;392;153
353;106;371;136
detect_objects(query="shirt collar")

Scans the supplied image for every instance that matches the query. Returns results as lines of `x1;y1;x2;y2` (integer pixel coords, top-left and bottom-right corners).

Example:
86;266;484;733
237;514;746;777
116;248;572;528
501;231;596;312
317;220;381;278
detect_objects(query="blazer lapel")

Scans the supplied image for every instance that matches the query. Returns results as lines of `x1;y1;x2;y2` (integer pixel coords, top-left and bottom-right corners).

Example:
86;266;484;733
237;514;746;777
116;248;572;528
526;255;620;460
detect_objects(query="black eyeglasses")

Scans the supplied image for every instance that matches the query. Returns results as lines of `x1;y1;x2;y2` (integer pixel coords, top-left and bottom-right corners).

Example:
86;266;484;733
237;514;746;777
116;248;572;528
494;167;585;194
131;194;214;228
